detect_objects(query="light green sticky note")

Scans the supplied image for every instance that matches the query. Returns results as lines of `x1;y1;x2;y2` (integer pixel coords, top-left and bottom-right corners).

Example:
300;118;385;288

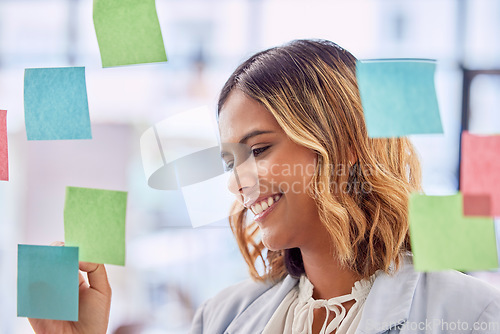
409;193;498;272
93;0;167;67
64;186;127;265
356;59;443;138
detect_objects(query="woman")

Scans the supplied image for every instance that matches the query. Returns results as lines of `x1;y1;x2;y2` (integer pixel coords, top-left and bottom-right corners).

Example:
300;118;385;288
189;39;500;333
29;40;500;334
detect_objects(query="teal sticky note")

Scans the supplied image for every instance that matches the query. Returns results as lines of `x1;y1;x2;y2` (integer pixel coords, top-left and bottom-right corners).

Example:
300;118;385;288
409;193;498;272
93;0;168;67
64;186;127;266
17;245;79;321
24;67;92;140
356;59;443;138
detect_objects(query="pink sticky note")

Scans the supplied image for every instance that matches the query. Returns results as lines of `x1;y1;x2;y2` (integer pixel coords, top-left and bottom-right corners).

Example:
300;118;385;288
460;131;500;216
0;110;8;181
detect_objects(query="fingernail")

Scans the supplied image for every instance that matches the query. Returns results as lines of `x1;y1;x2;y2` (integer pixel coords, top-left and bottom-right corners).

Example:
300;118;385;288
50;241;65;246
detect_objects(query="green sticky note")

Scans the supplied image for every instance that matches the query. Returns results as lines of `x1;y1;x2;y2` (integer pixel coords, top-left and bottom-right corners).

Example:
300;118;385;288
64;186;127;265
409;193;498;272
93;0;167;67
356;59;443;138
17;245;79;321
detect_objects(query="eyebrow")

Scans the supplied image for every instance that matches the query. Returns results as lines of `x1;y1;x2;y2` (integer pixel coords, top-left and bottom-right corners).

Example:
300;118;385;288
220;130;274;158
238;130;274;144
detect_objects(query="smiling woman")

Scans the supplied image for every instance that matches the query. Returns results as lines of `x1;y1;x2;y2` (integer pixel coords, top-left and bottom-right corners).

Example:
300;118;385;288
189;39;500;334
217;39;423;287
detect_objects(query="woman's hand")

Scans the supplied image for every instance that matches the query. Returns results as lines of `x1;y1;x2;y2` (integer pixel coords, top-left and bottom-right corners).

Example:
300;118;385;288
28;242;111;334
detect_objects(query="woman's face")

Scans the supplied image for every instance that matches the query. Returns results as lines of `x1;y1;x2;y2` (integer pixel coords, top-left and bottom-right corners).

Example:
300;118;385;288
218;89;325;251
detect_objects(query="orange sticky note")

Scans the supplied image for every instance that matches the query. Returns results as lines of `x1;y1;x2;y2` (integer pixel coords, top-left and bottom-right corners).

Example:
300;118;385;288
0;110;8;181
460;131;500;216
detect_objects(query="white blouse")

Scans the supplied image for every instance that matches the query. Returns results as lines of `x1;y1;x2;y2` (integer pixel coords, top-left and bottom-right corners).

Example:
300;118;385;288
262;272;378;334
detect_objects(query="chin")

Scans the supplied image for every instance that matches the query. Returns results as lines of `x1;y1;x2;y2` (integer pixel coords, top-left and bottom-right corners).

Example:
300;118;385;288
261;231;287;252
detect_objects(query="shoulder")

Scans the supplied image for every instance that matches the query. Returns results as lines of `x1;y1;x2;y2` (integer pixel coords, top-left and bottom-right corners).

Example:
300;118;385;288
384;254;500;308
359;256;500;333
418;269;500;299
413;269;500;319
402;259;500;332
189;276;298;334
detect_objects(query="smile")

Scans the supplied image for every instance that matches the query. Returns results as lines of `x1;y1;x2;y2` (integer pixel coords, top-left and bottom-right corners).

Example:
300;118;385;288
250;193;282;218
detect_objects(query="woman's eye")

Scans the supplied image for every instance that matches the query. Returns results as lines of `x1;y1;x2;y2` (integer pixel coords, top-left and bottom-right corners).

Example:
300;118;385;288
223;146;269;171
252;146;270;157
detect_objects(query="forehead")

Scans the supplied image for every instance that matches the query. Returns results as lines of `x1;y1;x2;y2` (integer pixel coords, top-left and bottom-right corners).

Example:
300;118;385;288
218;90;281;143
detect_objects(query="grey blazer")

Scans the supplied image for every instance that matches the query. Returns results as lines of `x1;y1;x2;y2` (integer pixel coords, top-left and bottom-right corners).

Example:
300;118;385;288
190;258;500;333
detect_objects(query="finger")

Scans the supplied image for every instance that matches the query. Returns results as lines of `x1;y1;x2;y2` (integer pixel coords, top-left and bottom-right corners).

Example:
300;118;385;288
50;241;65;246
79;270;88;289
79;262;111;296
28;318;42;332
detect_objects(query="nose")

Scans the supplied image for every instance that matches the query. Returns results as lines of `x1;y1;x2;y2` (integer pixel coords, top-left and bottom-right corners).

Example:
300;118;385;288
227;159;259;204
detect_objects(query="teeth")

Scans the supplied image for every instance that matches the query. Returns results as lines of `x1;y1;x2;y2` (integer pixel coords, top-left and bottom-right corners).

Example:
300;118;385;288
250;194;281;215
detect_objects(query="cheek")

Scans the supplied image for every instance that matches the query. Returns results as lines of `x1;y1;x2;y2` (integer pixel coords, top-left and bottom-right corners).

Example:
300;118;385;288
281;157;316;193
256;156;283;181
255;159;270;178
256;147;317;196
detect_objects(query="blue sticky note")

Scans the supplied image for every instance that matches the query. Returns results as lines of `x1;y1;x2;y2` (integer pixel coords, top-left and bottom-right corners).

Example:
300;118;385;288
24;67;92;140
356;59;443;138
17;245;79;321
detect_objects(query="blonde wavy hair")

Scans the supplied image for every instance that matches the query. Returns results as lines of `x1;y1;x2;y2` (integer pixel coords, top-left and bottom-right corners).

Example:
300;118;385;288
218;39;421;282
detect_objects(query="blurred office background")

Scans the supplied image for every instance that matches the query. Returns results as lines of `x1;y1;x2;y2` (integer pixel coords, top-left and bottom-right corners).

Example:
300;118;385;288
0;0;499;333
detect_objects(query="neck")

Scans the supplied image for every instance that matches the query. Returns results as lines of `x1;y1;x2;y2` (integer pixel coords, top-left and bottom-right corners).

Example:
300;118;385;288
300;241;361;300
